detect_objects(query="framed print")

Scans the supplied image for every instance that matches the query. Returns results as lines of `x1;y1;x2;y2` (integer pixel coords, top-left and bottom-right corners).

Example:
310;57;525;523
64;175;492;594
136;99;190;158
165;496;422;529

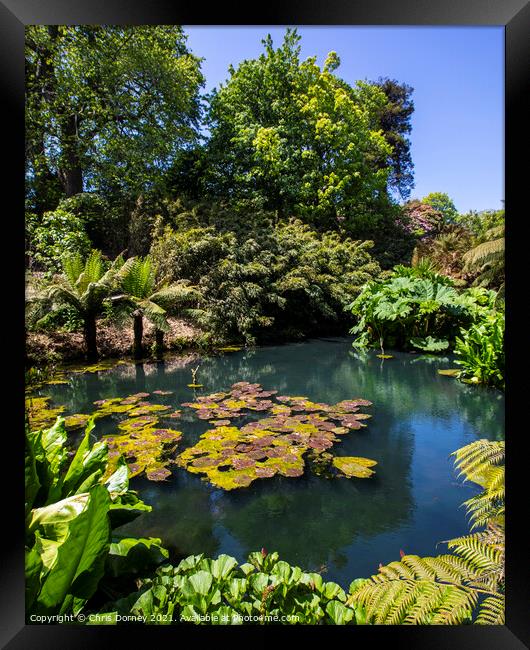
5;0;528;646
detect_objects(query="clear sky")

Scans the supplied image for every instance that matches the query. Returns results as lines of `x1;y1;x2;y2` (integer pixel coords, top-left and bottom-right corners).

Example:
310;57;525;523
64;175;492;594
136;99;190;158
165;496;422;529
183;26;504;213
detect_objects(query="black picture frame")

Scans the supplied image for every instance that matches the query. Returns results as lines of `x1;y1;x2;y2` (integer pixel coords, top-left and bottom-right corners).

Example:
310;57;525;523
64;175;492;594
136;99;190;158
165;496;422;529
7;0;528;646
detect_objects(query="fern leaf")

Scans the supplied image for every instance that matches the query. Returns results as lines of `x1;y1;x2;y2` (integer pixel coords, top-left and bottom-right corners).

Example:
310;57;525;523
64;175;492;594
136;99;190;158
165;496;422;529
475;595;504;625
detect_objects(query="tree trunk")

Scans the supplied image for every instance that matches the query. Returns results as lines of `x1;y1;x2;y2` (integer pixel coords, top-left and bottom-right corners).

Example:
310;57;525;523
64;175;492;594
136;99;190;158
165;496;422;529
133;312;143;359
154;329;165;358
59;114;83;197
84;314;98;362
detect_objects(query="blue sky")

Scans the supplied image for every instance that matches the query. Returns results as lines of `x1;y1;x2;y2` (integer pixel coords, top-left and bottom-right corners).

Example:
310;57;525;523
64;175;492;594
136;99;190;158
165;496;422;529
183;26;504;213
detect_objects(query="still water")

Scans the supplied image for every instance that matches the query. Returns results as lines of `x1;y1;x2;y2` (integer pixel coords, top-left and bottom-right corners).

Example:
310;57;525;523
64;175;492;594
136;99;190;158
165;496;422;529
40;338;504;586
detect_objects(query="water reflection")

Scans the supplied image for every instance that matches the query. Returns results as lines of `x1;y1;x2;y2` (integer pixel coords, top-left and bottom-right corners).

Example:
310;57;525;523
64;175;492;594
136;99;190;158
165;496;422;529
37;338;504;583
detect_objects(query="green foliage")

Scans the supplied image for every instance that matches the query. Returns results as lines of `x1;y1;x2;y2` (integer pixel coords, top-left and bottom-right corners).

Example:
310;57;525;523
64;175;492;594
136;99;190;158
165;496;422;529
454;311;504;389
114;254;201;356
28;250;126;359
346;439;505;625
25;26;204;208
206;29;394;230
25;417;159;617
455;209;504;242
151;218;380;343
422;192;458;226
452;439;504;529
373;78;415;200
30;304;84;333
462;224;504;294
26;207;92;272
348;265;496;352
99;550;362;625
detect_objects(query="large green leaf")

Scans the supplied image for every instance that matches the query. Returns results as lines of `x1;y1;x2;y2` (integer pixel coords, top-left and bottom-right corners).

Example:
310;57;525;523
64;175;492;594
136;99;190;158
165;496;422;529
325;600;354;624
210;554;238;581
30;485;111;615
107;537;169;577
25;429;41;517
61;419;104;495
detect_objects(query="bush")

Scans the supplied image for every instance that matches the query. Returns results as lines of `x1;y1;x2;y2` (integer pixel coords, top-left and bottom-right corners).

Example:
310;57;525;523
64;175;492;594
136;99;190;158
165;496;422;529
150;218;381;343
348;265;497;353
26;207;92;272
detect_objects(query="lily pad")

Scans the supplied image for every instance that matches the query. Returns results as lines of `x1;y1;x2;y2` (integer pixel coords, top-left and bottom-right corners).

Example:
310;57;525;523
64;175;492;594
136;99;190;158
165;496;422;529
103;422;183;481
332;456;377;479
437;369;460;377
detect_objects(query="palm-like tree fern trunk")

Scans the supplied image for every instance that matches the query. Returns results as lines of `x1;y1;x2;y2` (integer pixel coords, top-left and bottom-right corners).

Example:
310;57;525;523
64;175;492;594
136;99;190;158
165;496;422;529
133;311;144;360
83;314;98;362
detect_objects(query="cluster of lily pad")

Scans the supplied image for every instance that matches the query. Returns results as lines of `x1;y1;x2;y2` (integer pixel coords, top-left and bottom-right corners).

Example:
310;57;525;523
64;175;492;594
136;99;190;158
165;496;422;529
177;382;377;490
26;390;184;482
25;396;66;430
92;392;182;481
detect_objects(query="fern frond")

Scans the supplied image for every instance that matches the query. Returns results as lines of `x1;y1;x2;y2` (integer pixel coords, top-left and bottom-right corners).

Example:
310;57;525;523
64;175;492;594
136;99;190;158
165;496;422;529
451;440;504;485
463;238;504;270
475;595;505;625
139;299;170;332
428;585;476;625
62;252;85;289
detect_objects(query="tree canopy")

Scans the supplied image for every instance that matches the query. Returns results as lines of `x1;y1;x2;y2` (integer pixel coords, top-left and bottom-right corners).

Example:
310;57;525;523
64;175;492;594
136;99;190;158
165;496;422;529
25;25;204;212
204;30;407;231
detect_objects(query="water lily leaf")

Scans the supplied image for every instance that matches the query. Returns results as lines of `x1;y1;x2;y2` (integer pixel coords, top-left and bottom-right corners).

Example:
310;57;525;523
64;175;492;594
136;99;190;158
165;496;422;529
332;456;377;479
25;397;65;431
376;354;394;359
177;383;375;489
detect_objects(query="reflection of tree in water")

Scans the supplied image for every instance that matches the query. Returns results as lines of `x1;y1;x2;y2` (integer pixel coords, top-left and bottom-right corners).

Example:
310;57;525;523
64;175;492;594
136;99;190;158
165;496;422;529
116;473;220;562
217;462;414;570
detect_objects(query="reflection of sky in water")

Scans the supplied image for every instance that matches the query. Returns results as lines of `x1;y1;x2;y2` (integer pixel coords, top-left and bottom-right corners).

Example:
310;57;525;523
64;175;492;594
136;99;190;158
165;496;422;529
38;338;504;584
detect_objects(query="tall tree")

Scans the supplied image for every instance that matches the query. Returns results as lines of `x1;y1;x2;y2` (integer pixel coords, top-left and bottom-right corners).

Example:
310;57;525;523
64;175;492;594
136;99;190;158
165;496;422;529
373;78;415;200
25;26;204;211
205;29;393;231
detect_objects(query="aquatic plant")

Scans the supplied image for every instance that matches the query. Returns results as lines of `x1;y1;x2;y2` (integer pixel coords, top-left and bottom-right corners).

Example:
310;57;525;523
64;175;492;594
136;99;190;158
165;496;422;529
104;419;183;481
178;382;376;489
25;396;65;431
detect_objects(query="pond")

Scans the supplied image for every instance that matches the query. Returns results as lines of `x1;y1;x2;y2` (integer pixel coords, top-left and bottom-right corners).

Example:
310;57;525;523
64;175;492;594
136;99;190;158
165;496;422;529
33;338;504;586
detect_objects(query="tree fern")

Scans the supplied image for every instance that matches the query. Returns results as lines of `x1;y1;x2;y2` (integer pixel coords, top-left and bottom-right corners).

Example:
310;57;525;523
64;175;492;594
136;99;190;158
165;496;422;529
30;250;125;360
116;255;202;357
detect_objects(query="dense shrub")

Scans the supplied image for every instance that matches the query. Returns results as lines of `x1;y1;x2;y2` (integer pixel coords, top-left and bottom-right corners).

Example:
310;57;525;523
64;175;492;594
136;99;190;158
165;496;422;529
26;207;92;272
150;218;381;343
348;265;497;353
